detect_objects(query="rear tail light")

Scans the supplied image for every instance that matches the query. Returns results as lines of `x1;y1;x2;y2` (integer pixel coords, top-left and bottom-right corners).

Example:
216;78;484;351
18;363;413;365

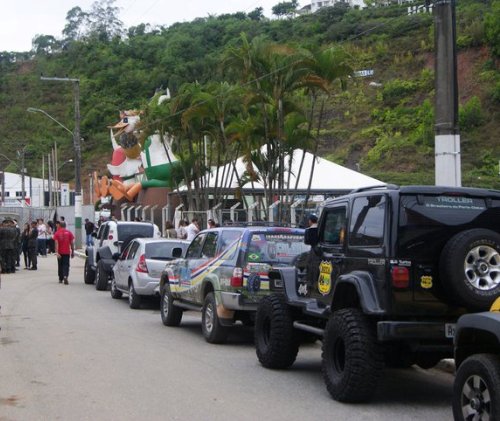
230;267;243;287
391;266;410;288
108;234;113;240
136;254;149;273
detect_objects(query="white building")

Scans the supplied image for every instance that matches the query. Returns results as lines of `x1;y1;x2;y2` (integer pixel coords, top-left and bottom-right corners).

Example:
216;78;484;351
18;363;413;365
0;171;54;207
310;0;366;11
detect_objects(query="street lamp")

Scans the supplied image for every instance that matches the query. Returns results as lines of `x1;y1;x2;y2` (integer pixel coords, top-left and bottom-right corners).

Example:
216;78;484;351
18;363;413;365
27;106;82;247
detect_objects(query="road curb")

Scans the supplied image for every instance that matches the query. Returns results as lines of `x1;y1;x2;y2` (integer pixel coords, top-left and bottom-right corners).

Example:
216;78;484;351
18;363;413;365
75;249;86;259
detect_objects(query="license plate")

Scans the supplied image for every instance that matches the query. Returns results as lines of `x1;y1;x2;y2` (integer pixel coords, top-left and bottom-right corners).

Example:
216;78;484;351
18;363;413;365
445;323;456;338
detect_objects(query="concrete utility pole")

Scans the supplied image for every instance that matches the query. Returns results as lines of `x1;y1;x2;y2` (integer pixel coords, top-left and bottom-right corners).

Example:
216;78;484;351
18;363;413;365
40;76;82;248
433;0;461;186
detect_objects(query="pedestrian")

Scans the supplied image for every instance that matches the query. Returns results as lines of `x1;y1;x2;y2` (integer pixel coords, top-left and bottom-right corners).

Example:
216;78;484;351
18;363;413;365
2;218;18;273
207;218;216;229
53;221;75;285
186;218;200;241
164;221;177;238
28;221;38;270
47;220;55;254
20;223;30;269
176;220;188;240
13;219;21;267
308;214;318;228
37;218;48;257
84;218;95;246
0;222;7;273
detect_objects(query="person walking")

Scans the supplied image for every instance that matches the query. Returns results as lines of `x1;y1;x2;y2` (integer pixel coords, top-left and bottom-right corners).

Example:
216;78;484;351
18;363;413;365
176;220;188;239
84;218;95;246
20;223;30;269
28;221;38;270
53;221;75;284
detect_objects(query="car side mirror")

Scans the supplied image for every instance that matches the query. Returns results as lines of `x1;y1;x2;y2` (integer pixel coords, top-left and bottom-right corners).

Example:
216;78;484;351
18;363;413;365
112;252;121;261
172;247;183;258
304;227;318;246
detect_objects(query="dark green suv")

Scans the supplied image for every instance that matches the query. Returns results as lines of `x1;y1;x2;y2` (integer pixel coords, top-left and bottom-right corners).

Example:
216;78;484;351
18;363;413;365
254;185;500;402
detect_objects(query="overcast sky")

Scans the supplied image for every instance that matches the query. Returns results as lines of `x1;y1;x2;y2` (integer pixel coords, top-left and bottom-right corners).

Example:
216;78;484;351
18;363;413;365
2;0;294;52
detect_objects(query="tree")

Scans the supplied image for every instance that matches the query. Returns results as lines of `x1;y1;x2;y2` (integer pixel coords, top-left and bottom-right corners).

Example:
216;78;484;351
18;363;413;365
272;1;299;19
248;7;264;21
88;0;123;41
32;35;60;55
62;7;88;41
485;0;500;57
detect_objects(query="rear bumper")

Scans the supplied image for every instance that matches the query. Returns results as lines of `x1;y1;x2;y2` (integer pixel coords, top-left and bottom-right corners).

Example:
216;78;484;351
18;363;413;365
377;321;453;342
134;273;160;296
220;292;259;311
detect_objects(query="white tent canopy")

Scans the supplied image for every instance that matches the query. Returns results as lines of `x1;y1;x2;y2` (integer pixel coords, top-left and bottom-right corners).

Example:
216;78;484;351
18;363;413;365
179;149;383;192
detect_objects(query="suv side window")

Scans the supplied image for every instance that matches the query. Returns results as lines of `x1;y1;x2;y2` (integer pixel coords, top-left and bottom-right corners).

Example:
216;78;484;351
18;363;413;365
349;195;386;247
186;233;207;259
202;232;218;258
321;207;347;245
218;230;242;259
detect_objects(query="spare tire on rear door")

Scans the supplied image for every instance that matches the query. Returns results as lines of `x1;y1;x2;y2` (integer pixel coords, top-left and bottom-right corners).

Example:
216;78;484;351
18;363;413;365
440;228;500;310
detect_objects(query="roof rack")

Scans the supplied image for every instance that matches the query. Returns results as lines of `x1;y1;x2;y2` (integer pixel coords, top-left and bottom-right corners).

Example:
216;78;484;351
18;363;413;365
349;184;399;194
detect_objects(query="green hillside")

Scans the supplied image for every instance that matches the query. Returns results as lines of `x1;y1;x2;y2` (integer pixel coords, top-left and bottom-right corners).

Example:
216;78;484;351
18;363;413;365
0;0;499;192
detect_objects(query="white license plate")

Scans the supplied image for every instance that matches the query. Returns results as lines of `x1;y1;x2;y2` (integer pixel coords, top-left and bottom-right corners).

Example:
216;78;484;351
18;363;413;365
445;323;456;339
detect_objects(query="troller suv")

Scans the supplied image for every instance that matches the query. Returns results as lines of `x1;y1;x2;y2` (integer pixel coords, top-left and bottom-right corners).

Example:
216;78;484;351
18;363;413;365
254;185;500;403
159;225;310;343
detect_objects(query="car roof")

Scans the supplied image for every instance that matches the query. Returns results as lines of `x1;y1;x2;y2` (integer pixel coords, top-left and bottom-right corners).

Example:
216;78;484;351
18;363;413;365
203;226;305;234
133;238;191;245
323;184;500;206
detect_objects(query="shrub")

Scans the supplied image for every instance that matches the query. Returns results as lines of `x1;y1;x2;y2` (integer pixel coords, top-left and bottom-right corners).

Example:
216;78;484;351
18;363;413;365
459;96;484;130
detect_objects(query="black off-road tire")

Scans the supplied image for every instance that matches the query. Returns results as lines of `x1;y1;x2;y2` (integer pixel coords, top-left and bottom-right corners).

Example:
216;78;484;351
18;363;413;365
453;354;500;421
128;282;141;309
95;260;109;291
322;308;383;403
255;294;299;369
84;259;95;284
440;229;500;310
110;278;122;299
160;285;183;326
201;292;228;344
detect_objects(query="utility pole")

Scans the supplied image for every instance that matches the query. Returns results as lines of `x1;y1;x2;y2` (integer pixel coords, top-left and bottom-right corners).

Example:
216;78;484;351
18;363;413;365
433;0;461;186
20;149;26;206
40;76;82;247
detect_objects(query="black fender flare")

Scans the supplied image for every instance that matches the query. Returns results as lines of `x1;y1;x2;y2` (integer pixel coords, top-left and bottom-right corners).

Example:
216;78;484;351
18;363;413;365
332;271;384;315
98;246;113;261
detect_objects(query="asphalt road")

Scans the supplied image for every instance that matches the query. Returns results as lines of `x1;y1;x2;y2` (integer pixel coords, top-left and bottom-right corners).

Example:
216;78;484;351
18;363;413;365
0;255;454;421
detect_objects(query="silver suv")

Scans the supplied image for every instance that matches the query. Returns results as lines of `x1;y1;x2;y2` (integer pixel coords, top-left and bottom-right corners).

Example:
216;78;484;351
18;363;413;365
84;220;161;290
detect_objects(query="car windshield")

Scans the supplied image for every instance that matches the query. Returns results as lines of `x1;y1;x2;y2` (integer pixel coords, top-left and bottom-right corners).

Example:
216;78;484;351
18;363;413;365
247;233;309;265
145;241;183;260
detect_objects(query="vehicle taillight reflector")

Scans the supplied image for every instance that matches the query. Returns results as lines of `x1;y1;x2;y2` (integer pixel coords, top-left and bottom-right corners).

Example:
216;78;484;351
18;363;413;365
108;234;113;240
231;268;243;287
391;266;409;288
136;254;148;273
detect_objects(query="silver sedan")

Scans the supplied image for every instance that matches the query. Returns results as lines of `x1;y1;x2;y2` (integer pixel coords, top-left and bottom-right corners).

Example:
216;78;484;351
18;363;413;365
111;238;190;309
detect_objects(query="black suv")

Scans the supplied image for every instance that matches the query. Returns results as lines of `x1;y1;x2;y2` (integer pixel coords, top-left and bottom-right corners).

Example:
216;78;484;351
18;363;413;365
254;185;500;403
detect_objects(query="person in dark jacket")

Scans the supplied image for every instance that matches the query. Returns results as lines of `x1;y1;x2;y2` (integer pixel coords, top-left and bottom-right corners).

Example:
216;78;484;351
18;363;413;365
28;221;38;270
20;223;31;269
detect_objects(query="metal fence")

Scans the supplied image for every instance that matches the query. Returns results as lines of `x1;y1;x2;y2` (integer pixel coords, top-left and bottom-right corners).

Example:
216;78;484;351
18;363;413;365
0;206;56;227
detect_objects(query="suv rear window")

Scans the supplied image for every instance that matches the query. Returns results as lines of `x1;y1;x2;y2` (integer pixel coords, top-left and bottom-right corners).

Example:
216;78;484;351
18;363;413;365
399;195;487;227
118;224;154;251
247;233;309;264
